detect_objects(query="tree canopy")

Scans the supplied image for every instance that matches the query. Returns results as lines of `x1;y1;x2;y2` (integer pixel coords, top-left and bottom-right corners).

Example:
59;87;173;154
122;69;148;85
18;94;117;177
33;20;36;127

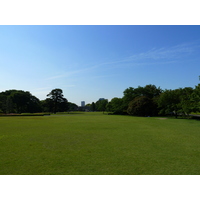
46;89;68;113
1;83;200;118
0;90;42;113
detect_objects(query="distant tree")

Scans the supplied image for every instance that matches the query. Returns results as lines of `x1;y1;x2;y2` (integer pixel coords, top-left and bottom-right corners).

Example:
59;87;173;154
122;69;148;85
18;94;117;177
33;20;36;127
127;96;154;116
178;87;195;117
107;97;124;114
47;89;67;113
91;102;96;111
192;84;200;112
68;102;78;111
0;93;7;113
95;99;108;113
142;84;163;99
41;98;54;112
58;98;68;112
0;90;42;113
158;87;200;118
122;87;136;110
84;103;91;111
158;89;181;118
6;97;14;113
122;85;162;112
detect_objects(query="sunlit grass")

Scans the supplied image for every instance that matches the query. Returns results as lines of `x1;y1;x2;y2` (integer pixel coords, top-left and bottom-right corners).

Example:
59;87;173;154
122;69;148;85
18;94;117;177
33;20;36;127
0;113;200;174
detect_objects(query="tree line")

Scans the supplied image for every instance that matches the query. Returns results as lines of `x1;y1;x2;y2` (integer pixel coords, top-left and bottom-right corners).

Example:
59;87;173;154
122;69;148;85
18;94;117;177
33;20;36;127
1;84;200;117
0;89;78;114
88;84;200;117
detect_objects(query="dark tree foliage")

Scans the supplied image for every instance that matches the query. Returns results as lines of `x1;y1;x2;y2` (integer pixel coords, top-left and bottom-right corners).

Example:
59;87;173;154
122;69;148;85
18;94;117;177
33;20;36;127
68;102;78;111
158;87;200;118
191;84;200;112
158;89;181;118
122;85;162;116
0;90;42;113
1;84;200;117
46;89;68;113
41;99;54;113
95;99;108;113
106;97;124;114
122;84;162;112
127;96;155;116
91;102;96;111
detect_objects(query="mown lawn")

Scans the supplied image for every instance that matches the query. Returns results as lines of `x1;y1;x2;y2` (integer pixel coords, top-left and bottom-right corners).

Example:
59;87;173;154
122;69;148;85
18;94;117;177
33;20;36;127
0;112;200;175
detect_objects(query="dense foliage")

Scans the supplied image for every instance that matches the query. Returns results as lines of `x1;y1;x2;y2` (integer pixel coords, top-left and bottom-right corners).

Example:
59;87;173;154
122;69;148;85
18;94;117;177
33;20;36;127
0;90;42;114
0;89;78;114
1;83;200;116
90;84;200;117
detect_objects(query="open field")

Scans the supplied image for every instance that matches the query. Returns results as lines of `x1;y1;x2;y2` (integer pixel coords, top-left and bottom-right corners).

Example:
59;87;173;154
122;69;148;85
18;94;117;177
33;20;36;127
0;112;200;175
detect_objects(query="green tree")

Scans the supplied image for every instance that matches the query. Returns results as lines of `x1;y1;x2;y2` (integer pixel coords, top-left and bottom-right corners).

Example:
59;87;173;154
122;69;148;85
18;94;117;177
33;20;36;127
192;84;200;112
158;87;198;118
178;87;195;117
41;98;54;112
0;93;7;113
127;96;153;116
122;87;136;110
158;89;181;118
0;90;42;113
107;97;124;114
47;89;67;113
68;102;78;111
123;85;162;115
123;85;162;106
91;102;96;111
6;96;14;113
95;99;108;113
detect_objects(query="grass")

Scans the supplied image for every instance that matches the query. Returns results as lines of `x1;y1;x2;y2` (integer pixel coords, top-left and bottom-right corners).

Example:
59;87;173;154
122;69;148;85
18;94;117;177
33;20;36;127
0;112;200;175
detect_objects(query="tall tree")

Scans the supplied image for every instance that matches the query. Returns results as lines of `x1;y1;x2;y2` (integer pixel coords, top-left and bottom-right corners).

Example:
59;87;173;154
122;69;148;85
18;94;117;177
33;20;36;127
123;85;162;115
91;102;96;111
192;84;200;112
178;87;195;117
127;96;154;116
158;89;181;118
122;84;162;110
0;90;42;113
68;102;78;111
95;99;108;113
107;97;124;114
47;89;67;113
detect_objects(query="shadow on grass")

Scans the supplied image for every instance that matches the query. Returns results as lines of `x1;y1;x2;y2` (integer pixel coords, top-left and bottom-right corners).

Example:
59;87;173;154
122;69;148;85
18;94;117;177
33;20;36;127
55;112;85;115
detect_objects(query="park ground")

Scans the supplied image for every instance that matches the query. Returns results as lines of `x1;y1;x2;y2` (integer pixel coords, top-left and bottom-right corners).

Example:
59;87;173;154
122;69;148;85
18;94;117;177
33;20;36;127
0;112;200;175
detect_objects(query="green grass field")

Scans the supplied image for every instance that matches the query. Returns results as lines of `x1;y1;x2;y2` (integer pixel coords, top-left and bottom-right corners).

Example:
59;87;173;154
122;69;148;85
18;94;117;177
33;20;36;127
0;112;200;175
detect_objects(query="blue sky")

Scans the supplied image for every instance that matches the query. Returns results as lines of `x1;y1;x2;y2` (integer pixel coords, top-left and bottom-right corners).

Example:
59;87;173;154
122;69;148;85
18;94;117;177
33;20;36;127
1;25;200;106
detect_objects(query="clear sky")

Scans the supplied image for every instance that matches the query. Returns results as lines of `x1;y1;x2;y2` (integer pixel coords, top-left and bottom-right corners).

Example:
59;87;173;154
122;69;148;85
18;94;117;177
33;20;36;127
1;25;200;106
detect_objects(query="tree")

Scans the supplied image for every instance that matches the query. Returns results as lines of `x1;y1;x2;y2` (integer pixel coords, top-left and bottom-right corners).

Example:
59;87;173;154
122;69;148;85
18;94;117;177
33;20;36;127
158;89;181;118
47;89;67;113
158;87;199;118
107;97;124;114
6;96;14;113
91;102;96;111
0;90;42;113
41;98;54;112
142;84;163;99
95;99;108;113
122;87;136;110
192;84;200;112
68;102;78;111
127;96;154;116
178;87;195;117
123;85;162;115
0;93;7;113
